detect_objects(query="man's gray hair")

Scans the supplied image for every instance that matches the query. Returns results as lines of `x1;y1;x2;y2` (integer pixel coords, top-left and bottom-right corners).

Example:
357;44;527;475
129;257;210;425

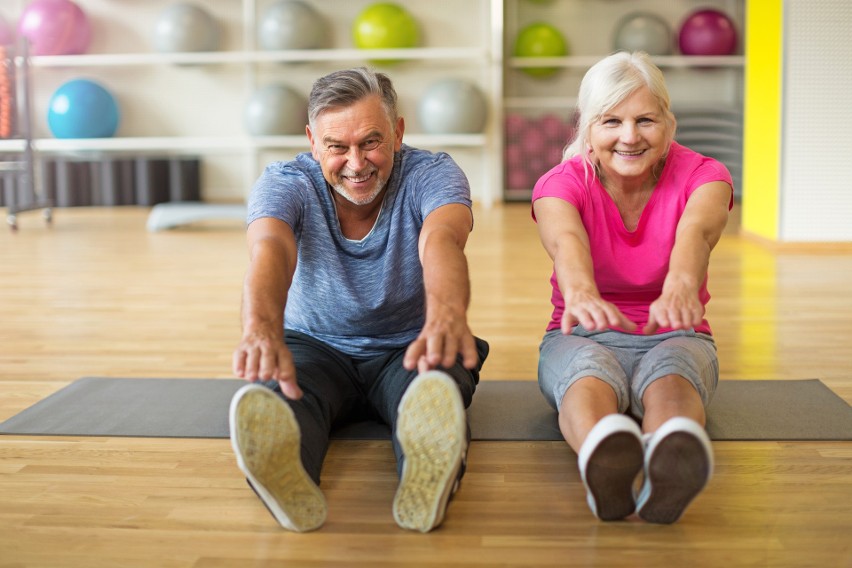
308;67;399;129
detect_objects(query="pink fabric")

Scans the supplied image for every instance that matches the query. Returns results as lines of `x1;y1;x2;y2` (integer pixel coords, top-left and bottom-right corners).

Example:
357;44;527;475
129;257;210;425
532;142;733;335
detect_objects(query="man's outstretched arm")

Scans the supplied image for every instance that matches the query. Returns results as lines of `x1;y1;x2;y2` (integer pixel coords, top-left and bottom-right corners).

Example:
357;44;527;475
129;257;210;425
232;217;303;399
403;203;478;373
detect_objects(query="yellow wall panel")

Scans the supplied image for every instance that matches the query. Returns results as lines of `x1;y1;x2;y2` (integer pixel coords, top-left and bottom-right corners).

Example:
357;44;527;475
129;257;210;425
742;0;782;239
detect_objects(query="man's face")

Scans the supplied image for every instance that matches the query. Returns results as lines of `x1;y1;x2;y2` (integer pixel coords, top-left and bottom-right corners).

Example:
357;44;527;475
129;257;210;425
307;95;404;206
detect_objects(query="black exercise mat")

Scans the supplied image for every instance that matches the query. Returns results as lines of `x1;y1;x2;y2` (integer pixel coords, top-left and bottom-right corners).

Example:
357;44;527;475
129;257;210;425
1;378;850;441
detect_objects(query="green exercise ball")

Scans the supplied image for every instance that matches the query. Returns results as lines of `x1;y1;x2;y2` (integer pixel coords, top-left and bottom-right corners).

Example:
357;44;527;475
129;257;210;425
513;22;568;78
352;3;419;65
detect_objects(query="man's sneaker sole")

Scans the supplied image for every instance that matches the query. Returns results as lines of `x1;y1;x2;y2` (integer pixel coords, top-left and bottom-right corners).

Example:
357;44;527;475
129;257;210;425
393;371;466;533
229;384;327;532
636;417;713;524
578;414;644;521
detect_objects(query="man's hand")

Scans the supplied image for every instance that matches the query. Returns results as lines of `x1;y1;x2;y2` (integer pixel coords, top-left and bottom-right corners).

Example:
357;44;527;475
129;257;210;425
232;326;302;399
403;302;478;373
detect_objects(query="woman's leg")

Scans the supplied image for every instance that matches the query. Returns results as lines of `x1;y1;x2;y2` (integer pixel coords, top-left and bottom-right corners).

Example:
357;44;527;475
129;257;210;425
640;374;707;433
539;330;642;520
631;334;718;524
558;376;619;452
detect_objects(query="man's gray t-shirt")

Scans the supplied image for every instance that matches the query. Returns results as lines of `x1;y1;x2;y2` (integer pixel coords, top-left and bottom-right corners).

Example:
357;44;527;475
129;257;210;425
246;144;472;358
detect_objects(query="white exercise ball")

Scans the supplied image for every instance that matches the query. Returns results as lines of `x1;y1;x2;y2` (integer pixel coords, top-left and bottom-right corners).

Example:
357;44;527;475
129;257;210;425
243;84;308;136
152;2;220;53
417;79;488;134
613;12;673;56
258;0;326;50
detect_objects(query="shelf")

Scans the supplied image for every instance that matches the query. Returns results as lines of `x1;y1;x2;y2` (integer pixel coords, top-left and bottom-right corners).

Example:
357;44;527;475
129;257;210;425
508;55;744;70
10;0;501;205
25;47;490;68
0;134;487;154
504;97;577;109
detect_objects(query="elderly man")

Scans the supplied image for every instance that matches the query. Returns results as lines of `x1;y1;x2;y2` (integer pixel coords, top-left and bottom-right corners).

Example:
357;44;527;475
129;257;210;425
229;67;488;533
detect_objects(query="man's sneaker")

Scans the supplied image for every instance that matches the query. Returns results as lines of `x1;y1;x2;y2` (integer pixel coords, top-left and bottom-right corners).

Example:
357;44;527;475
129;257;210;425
393;370;467;533
577;413;644;521
229;383;327;532
635;416;713;524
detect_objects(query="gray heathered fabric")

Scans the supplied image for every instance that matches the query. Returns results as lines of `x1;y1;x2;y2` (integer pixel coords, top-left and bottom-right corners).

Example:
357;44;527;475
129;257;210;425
246;144;472;358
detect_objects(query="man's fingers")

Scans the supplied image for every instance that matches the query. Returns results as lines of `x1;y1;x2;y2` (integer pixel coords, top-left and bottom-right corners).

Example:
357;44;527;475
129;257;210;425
232;349;247;378
426;333;445;366
461;335;478;369
258;347;279;382
403;339;426;371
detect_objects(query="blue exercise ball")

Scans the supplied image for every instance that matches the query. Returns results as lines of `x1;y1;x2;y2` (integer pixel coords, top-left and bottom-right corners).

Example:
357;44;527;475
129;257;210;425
417;79;488;134
243;84;308;135
152;2;220;53
258;0;325;50
47;78;120;138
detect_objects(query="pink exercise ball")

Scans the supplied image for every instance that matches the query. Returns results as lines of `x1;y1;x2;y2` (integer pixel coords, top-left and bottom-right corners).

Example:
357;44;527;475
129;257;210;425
537;113;566;143
506;168;531;190
504;113;527;140
17;0;91;56
0;14;14;45
678;8;737;56
504;143;524;169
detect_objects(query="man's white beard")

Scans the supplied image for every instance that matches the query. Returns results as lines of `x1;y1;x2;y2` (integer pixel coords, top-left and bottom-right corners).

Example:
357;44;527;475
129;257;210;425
332;174;386;206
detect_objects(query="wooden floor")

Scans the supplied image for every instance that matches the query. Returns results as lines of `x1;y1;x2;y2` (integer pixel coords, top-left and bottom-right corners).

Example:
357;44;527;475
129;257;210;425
1;204;851;567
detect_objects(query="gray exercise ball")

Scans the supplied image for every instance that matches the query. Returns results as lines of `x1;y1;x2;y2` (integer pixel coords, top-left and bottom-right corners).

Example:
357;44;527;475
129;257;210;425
612;12;672;56
258;0;326;50
152;2;220;53
243;84;308;136
417;79;488;135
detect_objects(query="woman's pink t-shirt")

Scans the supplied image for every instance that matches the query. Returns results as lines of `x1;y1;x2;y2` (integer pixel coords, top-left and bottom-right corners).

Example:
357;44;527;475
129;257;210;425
531;142;733;335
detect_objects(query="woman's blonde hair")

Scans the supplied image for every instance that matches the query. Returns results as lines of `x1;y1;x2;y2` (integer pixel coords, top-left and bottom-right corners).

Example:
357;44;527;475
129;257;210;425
563;51;676;175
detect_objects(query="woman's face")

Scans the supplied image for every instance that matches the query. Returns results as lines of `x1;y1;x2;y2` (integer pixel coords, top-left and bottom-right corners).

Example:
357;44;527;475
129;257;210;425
588;86;670;187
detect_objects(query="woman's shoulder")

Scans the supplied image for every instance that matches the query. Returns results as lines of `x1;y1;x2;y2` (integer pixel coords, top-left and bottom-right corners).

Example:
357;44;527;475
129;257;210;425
668;142;726;170
665;142;733;190
536;155;589;187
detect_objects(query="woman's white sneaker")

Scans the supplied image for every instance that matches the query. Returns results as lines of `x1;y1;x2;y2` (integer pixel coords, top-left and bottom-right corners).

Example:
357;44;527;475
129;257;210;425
635;416;713;524
577;414;644;521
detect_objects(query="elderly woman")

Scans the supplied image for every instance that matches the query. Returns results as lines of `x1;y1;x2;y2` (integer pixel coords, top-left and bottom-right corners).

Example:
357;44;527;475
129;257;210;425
532;51;733;524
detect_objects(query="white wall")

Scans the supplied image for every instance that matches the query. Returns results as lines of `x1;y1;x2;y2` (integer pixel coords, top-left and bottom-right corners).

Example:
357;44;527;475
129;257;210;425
780;0;852;241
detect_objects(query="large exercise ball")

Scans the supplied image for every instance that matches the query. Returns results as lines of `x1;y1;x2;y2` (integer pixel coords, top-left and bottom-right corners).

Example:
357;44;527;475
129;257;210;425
47;78;120;138
678;8;737;56
258;1;325;50
0;14;15;45
613;12;672;56
352;3;419;50
417;79;488;135
17;0;91;56
243;84;307;136
152;2;220;53
513;23;568;78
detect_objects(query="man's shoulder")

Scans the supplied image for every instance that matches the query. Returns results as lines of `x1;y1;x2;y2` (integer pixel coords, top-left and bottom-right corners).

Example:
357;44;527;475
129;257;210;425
264;152;319;176
399;144;457;170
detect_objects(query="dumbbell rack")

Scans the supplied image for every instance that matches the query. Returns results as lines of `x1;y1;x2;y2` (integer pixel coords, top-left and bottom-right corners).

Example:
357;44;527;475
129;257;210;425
1;39;52;231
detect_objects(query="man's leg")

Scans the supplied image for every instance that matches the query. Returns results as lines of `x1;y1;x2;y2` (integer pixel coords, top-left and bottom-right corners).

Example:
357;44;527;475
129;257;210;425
229;330;361;531
361;337;488;532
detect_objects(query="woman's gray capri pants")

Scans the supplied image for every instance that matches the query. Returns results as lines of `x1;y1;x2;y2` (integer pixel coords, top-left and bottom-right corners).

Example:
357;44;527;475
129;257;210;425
538;326;719;419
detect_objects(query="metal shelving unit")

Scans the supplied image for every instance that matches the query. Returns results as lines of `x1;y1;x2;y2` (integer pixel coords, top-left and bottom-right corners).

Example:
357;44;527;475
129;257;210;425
1;39;51;231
